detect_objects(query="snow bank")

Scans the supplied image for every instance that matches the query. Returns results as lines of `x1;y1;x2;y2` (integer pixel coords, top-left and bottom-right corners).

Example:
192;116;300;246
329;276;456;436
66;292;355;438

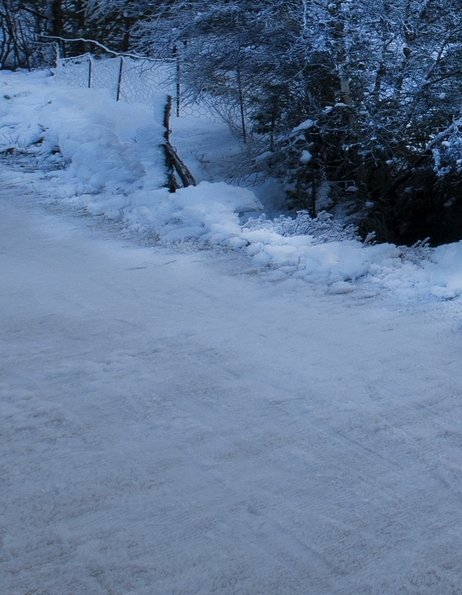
2;68;462;303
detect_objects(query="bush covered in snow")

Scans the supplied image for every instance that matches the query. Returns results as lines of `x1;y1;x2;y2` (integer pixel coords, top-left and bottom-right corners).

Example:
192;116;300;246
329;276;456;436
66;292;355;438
243;210;359;244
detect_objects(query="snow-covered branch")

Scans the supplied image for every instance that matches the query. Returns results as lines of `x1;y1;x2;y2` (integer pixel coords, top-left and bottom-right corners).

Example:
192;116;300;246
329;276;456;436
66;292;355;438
39;34;156;61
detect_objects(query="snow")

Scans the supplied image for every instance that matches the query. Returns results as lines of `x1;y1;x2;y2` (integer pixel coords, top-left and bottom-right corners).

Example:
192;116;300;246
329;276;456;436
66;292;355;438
299;149;312;164
2;69;462;302
3;67;462;594
292;118;315;132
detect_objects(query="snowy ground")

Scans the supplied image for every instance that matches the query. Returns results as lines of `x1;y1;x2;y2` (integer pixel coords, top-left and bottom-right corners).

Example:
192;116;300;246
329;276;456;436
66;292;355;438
2;69;462;594
3;172;462;595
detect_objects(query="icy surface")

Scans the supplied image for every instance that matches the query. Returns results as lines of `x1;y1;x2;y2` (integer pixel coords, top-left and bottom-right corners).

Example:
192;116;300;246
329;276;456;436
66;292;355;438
2;179;462;595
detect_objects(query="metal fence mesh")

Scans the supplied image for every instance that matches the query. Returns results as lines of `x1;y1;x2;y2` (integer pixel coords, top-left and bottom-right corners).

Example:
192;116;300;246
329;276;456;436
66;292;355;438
55;54;93;88
54;54;220;122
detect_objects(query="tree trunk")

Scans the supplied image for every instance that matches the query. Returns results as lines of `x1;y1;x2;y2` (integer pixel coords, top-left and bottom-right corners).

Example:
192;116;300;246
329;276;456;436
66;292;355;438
45;0;63;37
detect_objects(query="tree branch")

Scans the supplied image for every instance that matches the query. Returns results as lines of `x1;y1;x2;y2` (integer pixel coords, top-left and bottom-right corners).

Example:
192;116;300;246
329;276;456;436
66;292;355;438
38;34;164;62
422;70;462;89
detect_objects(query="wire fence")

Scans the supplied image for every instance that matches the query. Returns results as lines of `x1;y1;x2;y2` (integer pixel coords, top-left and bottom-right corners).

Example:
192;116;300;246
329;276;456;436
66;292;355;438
54;53;221;123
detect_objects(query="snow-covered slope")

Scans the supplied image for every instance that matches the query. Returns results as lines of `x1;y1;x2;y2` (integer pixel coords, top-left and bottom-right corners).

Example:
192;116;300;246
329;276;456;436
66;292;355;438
1;69;462;302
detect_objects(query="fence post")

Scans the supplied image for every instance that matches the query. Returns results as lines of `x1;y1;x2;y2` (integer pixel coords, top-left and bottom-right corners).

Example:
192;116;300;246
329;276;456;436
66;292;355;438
116;56;124;101
174;45;181;117
164;94;172;144
163;95;179;192
87;56;92;89
163;95;196;191
236;61;248;143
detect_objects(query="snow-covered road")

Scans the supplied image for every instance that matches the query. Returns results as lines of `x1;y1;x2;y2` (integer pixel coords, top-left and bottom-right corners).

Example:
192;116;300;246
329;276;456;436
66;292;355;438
2;187;462;594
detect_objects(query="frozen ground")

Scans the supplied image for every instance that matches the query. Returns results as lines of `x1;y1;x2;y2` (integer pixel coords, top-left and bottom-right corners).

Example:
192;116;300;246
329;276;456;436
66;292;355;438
2;68;462;594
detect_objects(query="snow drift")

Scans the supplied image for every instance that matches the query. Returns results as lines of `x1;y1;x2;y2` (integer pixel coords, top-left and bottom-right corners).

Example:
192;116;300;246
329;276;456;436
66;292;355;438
1;68;462;303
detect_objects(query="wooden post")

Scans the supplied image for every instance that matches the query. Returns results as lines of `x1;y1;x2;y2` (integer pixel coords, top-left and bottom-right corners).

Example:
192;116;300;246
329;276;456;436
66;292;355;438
163;95;178;192
162;95;196;192
87;56;92;88
164;95;172;143
116;56;123;101
236;61;247;143
310;167;317;219
173;45;181;117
